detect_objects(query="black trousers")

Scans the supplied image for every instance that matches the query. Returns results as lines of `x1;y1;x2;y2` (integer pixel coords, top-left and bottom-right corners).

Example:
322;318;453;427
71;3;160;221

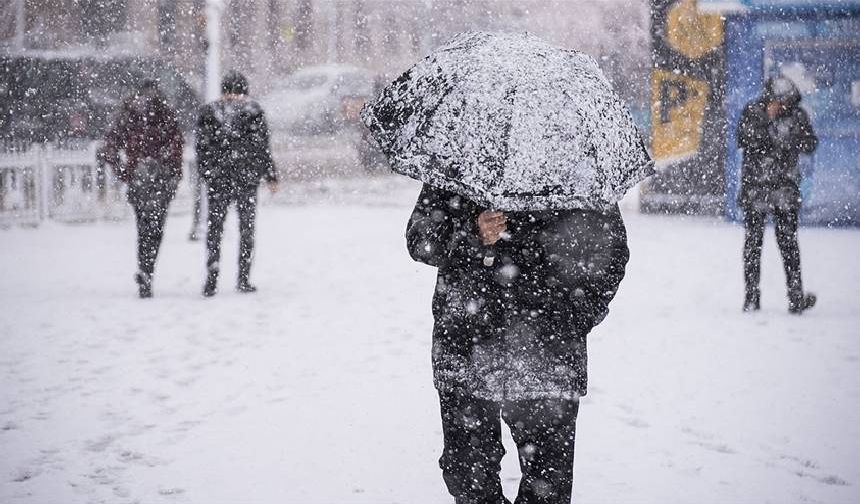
205;184;258;282
439;390;580;504
189;162;204;234
127;165;176;276
131;199;170;275
742;207;803;302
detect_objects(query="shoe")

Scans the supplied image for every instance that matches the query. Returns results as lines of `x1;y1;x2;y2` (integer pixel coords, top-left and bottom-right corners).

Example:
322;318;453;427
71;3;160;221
743;290;760;312
789;293;816;314
237;280;257;293
203;270;218;297
135;271;152;298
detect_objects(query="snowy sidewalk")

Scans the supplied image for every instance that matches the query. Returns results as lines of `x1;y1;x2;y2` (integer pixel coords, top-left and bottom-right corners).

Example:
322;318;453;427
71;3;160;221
1;178;858;504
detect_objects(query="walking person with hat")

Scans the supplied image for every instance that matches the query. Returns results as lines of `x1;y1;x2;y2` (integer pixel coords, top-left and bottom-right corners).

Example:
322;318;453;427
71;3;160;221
196;71;279;297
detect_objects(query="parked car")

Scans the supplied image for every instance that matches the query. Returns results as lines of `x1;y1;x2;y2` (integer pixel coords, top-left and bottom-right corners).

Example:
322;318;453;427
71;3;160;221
0;53;200;143
260;64;388;173
260;64;376;136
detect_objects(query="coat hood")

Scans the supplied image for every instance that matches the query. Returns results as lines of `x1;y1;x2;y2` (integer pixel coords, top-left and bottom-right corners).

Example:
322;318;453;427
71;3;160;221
222;70;250;96
763;77;802;107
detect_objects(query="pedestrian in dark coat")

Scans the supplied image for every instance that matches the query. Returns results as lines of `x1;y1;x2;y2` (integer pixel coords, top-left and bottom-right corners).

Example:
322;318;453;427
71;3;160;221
101;78;184;298
736;76;817;313
196;71;279;296
407;183;629;504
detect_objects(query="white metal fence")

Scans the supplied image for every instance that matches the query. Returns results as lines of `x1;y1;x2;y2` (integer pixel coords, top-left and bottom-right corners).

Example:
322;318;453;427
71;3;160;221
0;135;395;228
0;142;196;228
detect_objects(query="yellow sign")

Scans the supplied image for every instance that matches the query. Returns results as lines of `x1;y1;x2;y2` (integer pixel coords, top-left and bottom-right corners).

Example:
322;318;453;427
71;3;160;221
666;0;724;60
651;69;709;160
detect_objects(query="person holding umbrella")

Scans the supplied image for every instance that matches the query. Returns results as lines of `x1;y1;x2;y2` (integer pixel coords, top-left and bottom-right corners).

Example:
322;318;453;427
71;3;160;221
101;78;184;298
363;32;653;504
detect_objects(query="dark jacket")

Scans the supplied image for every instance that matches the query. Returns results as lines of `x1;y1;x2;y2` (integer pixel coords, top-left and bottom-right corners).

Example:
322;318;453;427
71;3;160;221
407;184;629;401
196;97;278;189
101;93;184;183
737;78;817;211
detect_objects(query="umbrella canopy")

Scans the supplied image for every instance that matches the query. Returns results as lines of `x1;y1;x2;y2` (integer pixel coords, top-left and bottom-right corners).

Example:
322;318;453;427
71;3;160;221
362;31;654;211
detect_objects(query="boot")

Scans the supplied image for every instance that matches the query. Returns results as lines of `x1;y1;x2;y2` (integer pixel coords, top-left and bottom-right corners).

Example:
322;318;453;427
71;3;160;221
203;267;218;297
743;289;760;312
237;276;257;293
237;281;257;293
789;293;816;314
135;271;152;299
237;259;256;293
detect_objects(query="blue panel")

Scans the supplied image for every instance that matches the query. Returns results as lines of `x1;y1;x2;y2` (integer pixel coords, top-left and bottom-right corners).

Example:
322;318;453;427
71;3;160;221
725;16;765;222
723;10;860;226
768;42;860;225
701;0;860;10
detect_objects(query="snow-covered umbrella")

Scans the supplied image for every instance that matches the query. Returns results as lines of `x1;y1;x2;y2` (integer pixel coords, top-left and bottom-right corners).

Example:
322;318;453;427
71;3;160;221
361;31;654;211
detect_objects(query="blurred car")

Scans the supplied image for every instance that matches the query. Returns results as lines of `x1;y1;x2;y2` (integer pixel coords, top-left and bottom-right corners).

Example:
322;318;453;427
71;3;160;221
260;64;376;136
260;64;389;173
0;53;200;143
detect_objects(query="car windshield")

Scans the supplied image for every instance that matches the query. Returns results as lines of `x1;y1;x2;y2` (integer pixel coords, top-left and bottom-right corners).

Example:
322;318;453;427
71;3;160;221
332;73;373;96
285;74;329;90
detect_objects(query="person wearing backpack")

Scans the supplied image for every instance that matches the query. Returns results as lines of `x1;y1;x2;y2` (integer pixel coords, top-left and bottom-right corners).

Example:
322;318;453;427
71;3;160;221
196;71;279;297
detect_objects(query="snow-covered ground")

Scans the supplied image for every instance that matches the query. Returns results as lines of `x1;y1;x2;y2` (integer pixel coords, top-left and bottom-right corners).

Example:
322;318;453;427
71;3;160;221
1;177;858;504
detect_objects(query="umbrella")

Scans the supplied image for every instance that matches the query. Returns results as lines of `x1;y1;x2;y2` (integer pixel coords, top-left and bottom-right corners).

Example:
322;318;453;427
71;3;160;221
361;31;654;211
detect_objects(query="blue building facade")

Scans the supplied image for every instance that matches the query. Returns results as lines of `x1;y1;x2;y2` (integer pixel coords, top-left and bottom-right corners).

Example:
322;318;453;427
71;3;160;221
707;0;860;225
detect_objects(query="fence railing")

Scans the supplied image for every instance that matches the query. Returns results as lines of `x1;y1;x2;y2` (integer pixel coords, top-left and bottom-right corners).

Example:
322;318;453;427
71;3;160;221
0;142;195;228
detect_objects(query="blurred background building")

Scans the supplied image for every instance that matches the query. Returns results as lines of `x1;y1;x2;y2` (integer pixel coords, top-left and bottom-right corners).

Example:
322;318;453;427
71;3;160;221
1;0;857;225
0;0;653;184
645;0;860;225
0;0;651;105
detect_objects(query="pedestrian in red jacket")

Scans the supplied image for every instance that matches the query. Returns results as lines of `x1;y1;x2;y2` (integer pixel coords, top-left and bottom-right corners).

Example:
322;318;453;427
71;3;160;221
101;79;184;298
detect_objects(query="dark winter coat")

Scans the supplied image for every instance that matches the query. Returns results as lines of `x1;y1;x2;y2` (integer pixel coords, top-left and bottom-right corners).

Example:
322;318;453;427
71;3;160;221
407;183;629;401
737;79;817;211
196;97;278;190
101;94;184;183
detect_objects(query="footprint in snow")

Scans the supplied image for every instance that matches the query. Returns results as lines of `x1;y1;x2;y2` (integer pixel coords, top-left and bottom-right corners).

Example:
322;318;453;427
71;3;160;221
117;450;166;467
113;485;131;498
693;440;736;454
794;470;849;486
85;434;117;452
11;466;39;482
816;474;849;486
681;426;715;440
619;416;650;428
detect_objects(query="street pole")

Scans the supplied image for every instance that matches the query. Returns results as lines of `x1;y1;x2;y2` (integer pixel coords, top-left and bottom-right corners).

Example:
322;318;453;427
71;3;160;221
205;0;224;102
327;2;337;62
14;0;25;51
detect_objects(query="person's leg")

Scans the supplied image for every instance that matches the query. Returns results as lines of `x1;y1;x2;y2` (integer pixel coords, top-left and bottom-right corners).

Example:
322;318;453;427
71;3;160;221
129;199;154;297
145;181;175;279
438;390;508;504
774;208;814;313
132;203;148;274
204;186;229;296
138;209;160;277
502;398;579;504
236;186;258;291
189;165;203;240
742;207;766;310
